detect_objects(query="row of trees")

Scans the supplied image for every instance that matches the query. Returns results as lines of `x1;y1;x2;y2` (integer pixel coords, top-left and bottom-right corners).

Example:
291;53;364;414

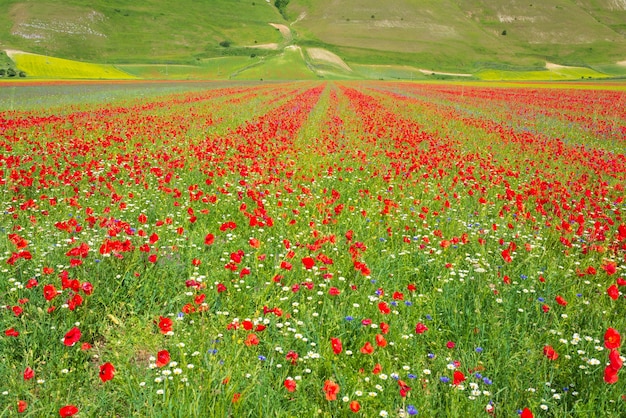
0;68;26;77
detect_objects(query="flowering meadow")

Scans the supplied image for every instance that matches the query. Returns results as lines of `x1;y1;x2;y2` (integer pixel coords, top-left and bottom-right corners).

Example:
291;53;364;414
0;81;625;417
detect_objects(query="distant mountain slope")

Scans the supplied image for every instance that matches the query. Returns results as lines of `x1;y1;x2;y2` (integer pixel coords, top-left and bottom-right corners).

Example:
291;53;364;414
1;0;625;72
286;0;626;69
0;0;286;62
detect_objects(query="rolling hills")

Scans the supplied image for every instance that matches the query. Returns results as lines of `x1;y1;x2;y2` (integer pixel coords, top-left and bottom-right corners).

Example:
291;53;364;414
1;0;625;79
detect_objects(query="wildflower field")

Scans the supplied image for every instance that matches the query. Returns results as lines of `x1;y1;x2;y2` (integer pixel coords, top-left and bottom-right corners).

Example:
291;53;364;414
0;81;625;417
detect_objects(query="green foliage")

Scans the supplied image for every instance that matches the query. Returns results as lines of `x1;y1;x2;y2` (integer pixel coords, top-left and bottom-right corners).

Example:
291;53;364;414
275;0;290;19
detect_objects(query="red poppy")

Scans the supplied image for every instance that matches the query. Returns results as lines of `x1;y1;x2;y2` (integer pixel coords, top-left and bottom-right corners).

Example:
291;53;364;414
604;365;619;384
156;350;170;368
99;362;115;382
398;379;411;397
349;400;360;412
602;261;617;275
216;283;227;293
5;328;19;337
607;284;620;300
555;295;568;306
43;284;57;301
17;400;27;413
360;341;374;354
286;350;298;365
302;256;315;269
375;334;387;347
415;322;428;334
330;337;343;355
59;405;79;417
520;408;534;418
63;327;81;346
609;349;623;371
453;370;466;385
323;380;340;400
543;345;559;360
328;287;340;296
158;316;173;334
605;328;621;350
378;301;390;314
284;378;297;392
244;333;259;346
23;367;34;380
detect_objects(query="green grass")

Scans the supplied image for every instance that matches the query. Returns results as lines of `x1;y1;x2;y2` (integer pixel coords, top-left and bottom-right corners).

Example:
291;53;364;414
119;57;262;80
232;46;317;80
0;0;286;62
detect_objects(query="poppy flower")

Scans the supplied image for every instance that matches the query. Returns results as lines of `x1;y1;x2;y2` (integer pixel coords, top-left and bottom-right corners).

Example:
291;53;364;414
286;350;298;365
378;301;390;314
284;378;297;392
520;408;534;418
156;350;170;368
543;345;559;360
330;337;343;354
63;327;81;346
604;365;619;384
605;328;621;350
5;328;19;337
609;349;623;371
607;284;620;300
99;362;115;382
349;400;360;412
59;405;79;417
43;284;58;301
555;295;567;306
323;380;340;400
375;334;387;347
302;256;315;269
328;287;340;296
452;370;466;385
360;341;374;354
23;367;34;380
17;400;27;413
158;316;173;334
415;322;428;334
245;333;259;346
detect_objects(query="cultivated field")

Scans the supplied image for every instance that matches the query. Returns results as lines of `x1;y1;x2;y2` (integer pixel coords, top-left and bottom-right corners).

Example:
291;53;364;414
0;81;624;417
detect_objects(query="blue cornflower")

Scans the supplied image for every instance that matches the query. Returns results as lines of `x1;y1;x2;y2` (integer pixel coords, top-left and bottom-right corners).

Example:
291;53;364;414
440;376;450;383
407;405;418;415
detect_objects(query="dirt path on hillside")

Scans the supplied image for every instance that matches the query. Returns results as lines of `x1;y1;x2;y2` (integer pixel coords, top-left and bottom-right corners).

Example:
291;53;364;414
306;48;352;72
419;68;472;77
269;23;292;42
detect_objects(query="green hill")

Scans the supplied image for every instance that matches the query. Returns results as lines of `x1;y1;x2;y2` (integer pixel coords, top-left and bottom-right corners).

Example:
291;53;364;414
1;0;625;78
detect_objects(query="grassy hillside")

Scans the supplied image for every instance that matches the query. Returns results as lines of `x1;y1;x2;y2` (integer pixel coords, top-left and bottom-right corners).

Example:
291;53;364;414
0;0;286;62
287;0;626;70
1;0;625;77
